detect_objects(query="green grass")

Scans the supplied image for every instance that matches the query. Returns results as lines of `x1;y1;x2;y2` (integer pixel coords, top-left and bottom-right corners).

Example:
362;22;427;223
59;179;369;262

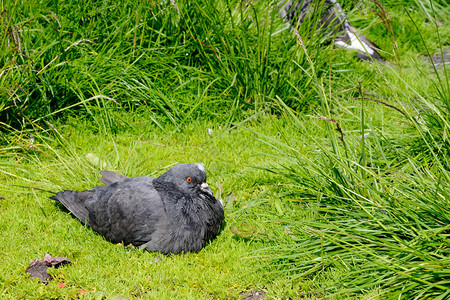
1;0;449;298
1;116;318;299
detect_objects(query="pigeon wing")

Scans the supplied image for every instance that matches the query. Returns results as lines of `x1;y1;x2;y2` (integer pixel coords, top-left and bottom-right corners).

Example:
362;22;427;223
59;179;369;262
99;170;128;185
84;177;166;247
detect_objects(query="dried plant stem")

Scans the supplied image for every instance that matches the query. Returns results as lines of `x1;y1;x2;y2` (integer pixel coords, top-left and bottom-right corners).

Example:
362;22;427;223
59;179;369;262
354;96;406;116
36;39;94;75
309;115;346;148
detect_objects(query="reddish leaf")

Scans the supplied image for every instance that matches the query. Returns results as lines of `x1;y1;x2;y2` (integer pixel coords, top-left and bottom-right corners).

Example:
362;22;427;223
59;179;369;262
26;254;71;283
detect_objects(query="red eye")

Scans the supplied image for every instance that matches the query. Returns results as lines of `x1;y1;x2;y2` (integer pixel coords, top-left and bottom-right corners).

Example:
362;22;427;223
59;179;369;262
186;177;193;183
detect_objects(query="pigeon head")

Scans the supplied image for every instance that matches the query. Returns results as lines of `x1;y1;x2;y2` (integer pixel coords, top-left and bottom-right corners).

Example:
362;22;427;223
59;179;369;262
156;163;213;197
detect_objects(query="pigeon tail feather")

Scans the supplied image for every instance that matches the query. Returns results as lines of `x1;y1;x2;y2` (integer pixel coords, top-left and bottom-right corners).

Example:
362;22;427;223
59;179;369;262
50;191;91;223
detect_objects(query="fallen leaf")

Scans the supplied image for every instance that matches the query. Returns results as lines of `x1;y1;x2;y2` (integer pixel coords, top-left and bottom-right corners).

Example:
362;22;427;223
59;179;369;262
230;223;257;239
86;153;108;169
26;259;51;283
26;254;71;283
224;191;236;210
240;289;266;300
44;253;71;267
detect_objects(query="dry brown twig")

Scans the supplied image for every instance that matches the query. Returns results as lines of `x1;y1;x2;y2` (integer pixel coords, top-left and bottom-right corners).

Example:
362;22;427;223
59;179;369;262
309;115;346;147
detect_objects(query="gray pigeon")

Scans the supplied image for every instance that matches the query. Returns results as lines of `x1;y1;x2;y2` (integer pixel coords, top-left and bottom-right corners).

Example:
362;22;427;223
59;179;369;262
50;163;224;254
279;0;384;62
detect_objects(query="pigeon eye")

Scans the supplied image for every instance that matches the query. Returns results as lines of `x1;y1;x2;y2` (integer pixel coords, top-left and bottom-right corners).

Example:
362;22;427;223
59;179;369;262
186;177;193;183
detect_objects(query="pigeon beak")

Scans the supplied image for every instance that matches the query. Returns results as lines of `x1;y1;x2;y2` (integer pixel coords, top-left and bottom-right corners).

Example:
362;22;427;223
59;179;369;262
200;182;213;197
